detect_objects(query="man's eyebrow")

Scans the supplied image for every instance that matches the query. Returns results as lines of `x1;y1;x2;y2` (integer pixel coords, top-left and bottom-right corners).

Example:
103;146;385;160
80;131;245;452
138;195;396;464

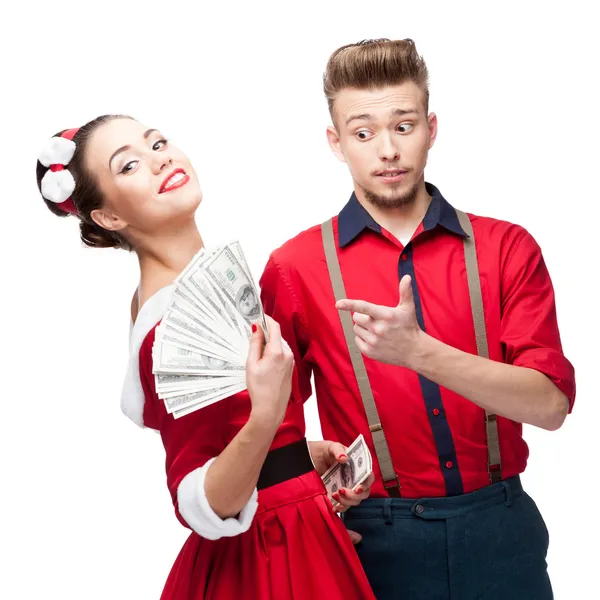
345;113;374;125
345;108;419;126
392;108;419;117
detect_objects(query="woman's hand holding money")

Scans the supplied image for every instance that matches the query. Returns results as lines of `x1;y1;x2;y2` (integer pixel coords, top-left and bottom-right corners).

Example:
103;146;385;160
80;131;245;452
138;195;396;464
205;316;294;519
309;440;350;476
246;316;294;431
309;441;374;509
309;439;375;544
332;472;375;513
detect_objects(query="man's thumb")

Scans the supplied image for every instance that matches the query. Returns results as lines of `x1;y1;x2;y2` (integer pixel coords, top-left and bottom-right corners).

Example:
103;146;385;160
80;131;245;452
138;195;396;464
398;274;414;307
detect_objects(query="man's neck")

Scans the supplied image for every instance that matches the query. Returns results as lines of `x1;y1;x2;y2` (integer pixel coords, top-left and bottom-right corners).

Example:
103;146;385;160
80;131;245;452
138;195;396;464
354;178;431;245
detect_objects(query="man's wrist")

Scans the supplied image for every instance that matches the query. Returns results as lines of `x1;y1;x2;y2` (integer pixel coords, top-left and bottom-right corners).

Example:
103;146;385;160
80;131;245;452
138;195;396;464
404;328;434;372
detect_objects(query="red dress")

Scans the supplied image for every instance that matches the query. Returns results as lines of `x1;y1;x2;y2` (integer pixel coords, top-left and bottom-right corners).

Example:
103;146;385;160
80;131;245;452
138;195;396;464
121;286;375;600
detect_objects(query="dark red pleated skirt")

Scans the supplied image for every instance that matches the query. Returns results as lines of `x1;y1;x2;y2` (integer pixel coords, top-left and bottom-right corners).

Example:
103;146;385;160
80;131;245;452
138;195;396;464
160;470;375;599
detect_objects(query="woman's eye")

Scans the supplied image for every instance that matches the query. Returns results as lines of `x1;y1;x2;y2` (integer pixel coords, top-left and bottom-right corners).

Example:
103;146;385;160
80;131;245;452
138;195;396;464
121;160;138;174
357;131;371;141
153;138;168;151
398;123;413;133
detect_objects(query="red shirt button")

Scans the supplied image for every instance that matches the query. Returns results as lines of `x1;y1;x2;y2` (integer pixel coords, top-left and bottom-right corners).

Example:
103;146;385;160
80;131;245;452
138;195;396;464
433;408;440;416
445;461;453;469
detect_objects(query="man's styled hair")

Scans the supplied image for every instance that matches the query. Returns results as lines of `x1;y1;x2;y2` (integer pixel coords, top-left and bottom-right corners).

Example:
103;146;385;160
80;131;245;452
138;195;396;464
323;38;430;119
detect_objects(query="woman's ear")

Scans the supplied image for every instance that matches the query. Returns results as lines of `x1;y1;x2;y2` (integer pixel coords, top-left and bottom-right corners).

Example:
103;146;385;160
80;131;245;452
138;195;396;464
90;208;128;232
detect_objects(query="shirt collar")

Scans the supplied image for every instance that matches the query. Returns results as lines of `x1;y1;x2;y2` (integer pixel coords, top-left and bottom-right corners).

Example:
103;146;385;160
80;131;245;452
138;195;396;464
337;191;381;248
337;182;468;248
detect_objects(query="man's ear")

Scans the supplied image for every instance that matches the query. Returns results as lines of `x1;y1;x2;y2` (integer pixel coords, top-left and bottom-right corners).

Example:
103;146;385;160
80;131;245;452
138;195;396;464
326;126;347;164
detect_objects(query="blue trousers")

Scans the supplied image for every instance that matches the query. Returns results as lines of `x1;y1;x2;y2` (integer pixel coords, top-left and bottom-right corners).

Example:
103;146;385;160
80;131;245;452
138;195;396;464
343;476;552;600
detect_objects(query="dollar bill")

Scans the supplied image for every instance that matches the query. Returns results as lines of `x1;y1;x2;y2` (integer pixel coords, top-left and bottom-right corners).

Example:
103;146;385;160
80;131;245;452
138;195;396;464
156;373;243;392
164;382;247;414
171;383;248;418
157;376;244;399
153;341;244;375
178;252;247;343
156;373;225;386
321;434;373;504
171;285;234;342
202;246;268;334
164;298;240;358
205;275;252;343
151;240;271;418
155;326;239;363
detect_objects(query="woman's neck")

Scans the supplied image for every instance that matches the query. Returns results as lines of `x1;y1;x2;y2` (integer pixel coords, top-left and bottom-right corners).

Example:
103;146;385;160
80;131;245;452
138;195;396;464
134;220;204;316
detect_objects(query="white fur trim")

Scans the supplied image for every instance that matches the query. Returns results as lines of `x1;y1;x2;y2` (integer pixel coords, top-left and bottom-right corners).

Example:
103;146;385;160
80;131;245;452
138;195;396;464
177;458;258;540
120;285;175;427
40;169;76;204
38;137;76;167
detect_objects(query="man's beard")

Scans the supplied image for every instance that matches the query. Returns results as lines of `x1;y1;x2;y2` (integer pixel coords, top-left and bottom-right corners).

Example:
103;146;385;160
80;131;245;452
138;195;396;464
362;180;419;209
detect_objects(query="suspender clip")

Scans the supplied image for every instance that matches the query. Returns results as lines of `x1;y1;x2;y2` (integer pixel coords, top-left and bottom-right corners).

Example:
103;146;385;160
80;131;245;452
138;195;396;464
488;462;502;484
383;475;401;498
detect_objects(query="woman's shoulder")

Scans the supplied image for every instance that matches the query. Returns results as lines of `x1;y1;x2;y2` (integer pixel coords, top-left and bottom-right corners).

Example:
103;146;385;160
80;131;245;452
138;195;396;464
120;284;175;428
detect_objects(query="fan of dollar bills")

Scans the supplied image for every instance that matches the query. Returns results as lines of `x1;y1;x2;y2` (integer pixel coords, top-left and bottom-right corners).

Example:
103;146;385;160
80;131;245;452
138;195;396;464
152;241;268;419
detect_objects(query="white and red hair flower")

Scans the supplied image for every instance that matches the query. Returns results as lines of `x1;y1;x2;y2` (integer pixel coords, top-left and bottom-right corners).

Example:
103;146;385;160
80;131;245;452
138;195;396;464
38;128;79;214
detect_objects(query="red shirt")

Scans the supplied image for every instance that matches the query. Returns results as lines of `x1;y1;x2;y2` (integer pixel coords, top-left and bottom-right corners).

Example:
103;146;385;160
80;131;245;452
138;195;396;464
259;183;576;499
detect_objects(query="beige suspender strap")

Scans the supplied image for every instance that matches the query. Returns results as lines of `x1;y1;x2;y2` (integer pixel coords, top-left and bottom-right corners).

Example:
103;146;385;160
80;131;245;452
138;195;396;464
321;218;401;496
455;209;502;484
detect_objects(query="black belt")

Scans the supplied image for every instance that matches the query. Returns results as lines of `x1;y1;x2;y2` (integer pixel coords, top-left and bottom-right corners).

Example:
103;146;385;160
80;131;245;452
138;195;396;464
257;438;315;490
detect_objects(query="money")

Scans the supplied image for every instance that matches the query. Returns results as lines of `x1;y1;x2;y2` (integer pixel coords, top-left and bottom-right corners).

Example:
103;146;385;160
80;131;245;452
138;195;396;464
151;241;268;418
321;434;373;505
202;246;269;338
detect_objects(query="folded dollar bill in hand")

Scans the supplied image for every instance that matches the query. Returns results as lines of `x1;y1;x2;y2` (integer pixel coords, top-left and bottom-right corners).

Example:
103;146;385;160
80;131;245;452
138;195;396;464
321;434;373;506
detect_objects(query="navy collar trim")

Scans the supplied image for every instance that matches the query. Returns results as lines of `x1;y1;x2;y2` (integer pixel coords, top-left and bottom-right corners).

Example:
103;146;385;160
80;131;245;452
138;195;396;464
337;182;467;248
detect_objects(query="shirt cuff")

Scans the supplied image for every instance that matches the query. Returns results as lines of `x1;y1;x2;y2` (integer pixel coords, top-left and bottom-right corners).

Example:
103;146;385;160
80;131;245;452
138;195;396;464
177;458;259;540
512;348;576;411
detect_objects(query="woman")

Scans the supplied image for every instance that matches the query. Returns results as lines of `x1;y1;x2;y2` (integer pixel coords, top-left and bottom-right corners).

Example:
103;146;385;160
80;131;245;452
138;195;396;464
36;114;376;599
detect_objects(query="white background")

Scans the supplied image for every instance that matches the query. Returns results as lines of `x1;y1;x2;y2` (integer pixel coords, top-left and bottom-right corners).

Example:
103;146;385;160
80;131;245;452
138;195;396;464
1;1;597;598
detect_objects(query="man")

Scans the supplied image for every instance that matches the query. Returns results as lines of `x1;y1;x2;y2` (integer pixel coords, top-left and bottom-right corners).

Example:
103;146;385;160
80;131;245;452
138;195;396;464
260;38;575;599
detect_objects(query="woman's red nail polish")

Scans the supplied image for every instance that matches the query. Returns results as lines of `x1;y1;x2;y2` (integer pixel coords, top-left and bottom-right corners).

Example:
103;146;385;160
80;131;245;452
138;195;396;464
251;324;257;333
339;489;346;496
333;493;339;501
338;454;348;460
356;487;363;494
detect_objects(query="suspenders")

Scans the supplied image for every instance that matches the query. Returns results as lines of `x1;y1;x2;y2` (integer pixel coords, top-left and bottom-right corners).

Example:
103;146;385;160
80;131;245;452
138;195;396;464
321;209;502;498
454;210;502;484
322;220;401;497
